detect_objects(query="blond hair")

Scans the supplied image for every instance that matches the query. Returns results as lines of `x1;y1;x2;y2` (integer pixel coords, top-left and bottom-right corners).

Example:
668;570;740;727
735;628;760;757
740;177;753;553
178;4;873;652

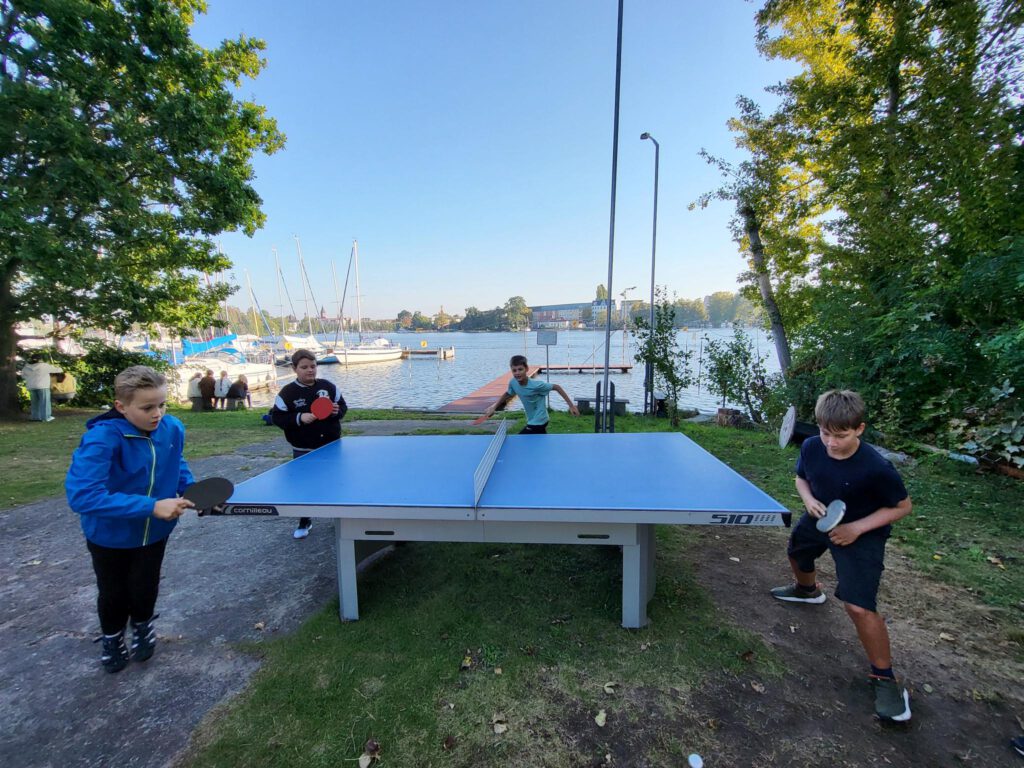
814;389;865;431
114;366;167;403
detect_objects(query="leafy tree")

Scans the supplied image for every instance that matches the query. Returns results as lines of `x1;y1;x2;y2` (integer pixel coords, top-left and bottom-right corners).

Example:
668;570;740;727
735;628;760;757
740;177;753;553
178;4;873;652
671;298;706;327
705;292;737;327
397;310;413;328
503;296;530;330
702;328;773;423
434;307;452;329
632;289;695;427
411;311;432;330
0;0;284;413
595;284;608;301
706;0;1024;446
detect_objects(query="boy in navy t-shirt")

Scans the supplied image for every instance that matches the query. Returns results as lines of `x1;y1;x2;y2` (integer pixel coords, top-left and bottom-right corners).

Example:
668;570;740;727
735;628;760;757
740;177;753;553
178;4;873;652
771;389;913;722
480;355;579;433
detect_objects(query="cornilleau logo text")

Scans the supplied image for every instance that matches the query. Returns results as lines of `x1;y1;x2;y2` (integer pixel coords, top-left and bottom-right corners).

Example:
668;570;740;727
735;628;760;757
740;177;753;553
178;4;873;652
224;505;279;516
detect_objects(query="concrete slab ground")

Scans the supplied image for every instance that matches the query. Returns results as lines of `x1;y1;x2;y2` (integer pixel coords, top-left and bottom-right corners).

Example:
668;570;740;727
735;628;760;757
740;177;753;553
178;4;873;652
1;418;489;768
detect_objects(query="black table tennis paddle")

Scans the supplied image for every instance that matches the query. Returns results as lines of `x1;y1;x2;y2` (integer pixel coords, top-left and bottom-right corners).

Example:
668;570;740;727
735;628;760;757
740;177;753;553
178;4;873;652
183;477;234;516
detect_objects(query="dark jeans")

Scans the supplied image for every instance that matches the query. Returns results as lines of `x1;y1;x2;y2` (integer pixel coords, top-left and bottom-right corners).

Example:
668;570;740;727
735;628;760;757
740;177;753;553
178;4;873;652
293;448;312;529
87;538;168;635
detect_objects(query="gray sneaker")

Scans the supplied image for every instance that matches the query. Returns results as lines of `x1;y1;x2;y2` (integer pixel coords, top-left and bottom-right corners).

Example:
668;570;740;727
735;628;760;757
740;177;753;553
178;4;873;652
770;583;826;604
871;677;912;721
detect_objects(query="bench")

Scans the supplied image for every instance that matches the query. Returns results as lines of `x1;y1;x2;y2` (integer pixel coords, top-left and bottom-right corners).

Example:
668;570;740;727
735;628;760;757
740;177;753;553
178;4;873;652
575;397;630;416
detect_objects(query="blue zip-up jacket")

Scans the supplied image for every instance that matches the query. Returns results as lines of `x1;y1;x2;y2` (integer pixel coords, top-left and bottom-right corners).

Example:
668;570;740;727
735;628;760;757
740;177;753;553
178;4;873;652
66;408;194;548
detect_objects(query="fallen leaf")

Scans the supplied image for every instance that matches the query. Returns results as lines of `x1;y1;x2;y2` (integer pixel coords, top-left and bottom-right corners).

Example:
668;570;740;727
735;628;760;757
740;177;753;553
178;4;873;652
923;683;934;693
594;709;607;727
789;625;798;633
740;650;755;663
492;713;508;734
603;681;617;695
939;632;956;642
26;560;42;566
358;756;372;768
639;642;650;651
729;556;740;562
442;735;457;751
364;739;380;756
494;667;502;675
750;681;766;694
253;621;265;631
460;655;473;670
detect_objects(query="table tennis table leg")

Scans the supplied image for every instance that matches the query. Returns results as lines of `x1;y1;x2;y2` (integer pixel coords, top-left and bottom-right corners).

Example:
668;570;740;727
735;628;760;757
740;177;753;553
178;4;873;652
335;521;359;621
621;523;654;628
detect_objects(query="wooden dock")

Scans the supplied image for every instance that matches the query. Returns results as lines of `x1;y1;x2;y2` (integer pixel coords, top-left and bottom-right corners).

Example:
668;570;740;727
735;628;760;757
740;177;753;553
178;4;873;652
436;366;541;413
536;363;633;374
402;346;456;360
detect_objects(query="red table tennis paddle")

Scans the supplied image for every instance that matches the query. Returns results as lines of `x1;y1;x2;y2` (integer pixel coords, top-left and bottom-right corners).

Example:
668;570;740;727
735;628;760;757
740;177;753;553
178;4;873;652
183;477;234;516
310;396;334;420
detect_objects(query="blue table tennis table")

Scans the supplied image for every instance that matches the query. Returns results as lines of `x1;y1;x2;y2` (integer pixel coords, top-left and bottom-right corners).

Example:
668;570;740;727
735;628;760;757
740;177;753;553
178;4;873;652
222;422;790;628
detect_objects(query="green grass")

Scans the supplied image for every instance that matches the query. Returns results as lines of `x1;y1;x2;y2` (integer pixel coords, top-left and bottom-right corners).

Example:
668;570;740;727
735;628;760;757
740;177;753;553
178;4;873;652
347;408;477;421
0;406;279;509
186;529;779;768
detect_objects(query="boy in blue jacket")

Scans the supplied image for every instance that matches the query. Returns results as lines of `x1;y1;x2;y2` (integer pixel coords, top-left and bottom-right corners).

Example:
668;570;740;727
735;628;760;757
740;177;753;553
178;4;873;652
66;366;195;672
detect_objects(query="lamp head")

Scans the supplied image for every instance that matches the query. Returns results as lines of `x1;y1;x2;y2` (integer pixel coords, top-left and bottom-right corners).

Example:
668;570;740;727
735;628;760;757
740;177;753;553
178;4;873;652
640;132;650;140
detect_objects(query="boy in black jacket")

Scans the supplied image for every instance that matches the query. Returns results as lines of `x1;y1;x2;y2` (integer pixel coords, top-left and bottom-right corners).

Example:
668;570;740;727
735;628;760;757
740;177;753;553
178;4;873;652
271;349;348;538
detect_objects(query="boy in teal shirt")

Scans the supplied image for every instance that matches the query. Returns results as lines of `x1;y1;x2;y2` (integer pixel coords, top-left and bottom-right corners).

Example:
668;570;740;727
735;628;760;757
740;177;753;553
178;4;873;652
481;355;579;433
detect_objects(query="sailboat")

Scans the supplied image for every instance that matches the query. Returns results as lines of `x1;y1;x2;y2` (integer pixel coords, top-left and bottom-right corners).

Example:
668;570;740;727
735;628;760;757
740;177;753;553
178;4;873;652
319;240;403;365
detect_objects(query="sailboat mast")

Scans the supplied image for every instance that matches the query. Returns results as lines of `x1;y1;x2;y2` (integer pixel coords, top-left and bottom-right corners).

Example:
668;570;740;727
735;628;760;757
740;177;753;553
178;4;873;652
331;260;346;349
353;239;363;341
273;247;285;340
294;235;314;338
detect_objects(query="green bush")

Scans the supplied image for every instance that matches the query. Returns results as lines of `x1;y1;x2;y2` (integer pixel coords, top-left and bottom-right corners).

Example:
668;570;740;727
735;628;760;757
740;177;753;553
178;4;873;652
47;340;172;407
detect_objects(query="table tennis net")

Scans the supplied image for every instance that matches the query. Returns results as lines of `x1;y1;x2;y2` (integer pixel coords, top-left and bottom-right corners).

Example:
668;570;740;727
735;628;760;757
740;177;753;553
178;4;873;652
473;418;508;507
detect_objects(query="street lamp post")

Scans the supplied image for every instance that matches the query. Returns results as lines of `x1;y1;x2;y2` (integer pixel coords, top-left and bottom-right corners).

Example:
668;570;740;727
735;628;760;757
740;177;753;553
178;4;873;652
640;132;660;416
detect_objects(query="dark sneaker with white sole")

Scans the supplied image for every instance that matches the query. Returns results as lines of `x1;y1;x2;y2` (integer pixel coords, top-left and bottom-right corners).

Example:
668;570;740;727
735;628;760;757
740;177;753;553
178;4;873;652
769;583;827;604
131;615;158;662
870;676;912;721
98;632;129;673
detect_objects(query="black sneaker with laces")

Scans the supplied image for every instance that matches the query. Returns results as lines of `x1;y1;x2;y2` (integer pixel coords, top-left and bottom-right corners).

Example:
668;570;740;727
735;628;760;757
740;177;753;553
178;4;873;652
131;615;158;662
98;632;129;673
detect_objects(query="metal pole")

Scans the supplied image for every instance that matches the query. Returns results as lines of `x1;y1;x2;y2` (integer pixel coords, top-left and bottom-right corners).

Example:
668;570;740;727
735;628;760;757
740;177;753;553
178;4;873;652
600;0;625;433
641;133;659;414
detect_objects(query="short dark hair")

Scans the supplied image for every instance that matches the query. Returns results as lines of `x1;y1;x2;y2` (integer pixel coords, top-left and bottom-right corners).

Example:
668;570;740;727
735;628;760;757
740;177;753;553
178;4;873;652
510;354;528;368
814;390;865;431
291;348;316;368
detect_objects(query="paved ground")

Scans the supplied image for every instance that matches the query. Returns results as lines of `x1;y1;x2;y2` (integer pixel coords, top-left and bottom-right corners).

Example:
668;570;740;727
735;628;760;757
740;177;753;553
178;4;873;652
0;418;487;768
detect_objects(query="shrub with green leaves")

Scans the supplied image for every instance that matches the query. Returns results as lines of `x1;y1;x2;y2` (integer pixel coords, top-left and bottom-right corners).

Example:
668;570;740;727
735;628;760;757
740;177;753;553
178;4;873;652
45;340;172;408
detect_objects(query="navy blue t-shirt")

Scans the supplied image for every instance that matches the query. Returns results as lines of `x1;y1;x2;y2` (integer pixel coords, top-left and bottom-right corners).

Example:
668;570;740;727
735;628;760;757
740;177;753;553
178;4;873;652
795;437;908;526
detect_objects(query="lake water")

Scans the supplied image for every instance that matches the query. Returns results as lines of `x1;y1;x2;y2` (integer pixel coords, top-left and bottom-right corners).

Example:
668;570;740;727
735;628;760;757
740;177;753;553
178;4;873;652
252;328;781;414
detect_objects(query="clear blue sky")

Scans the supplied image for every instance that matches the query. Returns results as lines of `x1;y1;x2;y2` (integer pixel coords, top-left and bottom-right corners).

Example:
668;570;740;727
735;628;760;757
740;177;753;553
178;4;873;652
190;1;794;321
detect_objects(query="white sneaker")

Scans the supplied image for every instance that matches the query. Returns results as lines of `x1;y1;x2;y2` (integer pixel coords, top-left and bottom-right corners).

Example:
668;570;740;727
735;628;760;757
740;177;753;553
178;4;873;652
293;523;311;539
45;417;55;422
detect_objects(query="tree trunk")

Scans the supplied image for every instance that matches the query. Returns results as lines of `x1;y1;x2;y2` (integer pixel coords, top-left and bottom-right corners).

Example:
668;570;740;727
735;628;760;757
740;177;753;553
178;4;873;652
739;202;792;376
0;264;22;415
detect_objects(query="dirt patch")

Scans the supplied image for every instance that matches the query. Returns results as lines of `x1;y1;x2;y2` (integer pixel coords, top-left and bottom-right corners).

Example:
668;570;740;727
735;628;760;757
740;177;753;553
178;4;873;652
679;525;1024;767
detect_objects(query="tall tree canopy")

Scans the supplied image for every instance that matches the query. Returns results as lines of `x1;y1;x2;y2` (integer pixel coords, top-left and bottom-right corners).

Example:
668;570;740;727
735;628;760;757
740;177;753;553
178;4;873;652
0;0;284;411
704;0;1024;440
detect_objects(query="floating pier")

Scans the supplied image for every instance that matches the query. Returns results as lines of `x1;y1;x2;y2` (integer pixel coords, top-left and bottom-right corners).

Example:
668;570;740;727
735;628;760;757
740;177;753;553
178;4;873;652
402;346;456;360
536;363;632;374
436;366;541;413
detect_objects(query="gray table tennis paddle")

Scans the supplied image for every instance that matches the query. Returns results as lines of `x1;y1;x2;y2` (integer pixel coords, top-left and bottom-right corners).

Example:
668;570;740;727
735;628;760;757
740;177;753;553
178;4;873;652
816;499;846;533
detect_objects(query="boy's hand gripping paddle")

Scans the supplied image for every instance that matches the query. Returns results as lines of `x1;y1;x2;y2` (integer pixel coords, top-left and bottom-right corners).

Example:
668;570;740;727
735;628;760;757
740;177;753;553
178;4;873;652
816;499;846;533
471;414;489;426
310;396;334;420
184;477;234;516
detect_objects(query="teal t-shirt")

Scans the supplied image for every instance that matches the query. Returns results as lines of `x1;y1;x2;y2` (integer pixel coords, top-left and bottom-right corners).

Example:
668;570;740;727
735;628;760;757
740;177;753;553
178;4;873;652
507;377;554;426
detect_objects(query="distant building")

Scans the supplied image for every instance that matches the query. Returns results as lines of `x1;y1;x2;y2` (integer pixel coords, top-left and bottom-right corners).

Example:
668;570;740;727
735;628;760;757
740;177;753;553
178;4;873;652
530;302;589;328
